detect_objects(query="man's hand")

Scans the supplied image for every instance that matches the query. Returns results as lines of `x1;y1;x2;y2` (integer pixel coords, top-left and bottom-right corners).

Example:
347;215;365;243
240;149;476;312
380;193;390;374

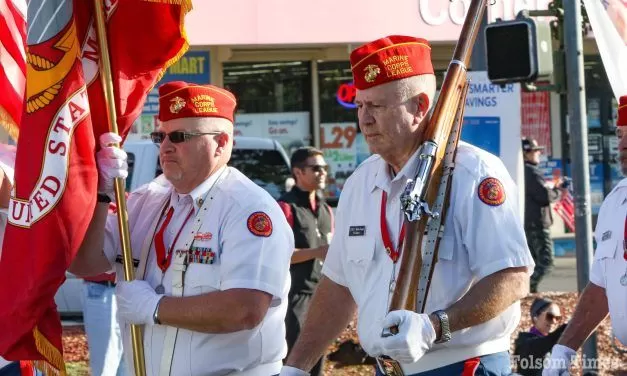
542;344;577;376
376;310;436;363
278;366;310;376
96;132;128;200
115;280;164;325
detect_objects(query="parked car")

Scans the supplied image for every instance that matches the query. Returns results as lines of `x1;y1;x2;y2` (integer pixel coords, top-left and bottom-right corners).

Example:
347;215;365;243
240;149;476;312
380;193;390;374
55;136;292;317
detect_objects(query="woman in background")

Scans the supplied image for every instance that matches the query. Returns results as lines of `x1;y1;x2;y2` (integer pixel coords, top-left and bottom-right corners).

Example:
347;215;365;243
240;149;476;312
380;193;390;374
514;297;568;376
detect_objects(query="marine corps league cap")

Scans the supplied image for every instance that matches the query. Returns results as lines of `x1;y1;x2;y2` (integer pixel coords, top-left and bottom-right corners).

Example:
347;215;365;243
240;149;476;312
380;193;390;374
349;35;434;90
158;81;237;123
618;95;627;127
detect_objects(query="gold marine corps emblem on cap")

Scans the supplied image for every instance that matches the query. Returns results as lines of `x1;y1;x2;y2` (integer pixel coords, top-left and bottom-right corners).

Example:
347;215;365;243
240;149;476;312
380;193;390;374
364;64;381;83
169;96;186;114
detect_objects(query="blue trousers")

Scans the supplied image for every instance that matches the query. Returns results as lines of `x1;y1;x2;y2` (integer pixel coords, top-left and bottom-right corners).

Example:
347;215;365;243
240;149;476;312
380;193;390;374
375;351;512;376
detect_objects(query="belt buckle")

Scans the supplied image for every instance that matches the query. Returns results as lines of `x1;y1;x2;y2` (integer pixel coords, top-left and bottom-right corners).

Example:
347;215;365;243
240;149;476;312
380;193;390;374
376;356;405;376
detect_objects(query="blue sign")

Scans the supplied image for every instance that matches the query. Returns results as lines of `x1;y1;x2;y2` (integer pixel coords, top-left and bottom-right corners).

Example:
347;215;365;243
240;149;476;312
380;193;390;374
142;51;211;115
538;159;563;181
461;116;500;156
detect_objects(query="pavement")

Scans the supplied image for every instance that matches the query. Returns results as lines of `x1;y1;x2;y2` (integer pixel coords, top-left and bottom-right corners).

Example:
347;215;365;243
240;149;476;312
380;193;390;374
537;256;579;293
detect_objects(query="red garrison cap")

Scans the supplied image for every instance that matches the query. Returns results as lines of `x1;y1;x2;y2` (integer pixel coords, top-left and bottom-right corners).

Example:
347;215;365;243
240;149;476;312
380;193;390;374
349;35;434;90
158;81;237;122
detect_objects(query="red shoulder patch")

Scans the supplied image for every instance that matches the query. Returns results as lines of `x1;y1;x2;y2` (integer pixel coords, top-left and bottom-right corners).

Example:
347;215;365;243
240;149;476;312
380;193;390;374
247;212;273;237
478;177;506;206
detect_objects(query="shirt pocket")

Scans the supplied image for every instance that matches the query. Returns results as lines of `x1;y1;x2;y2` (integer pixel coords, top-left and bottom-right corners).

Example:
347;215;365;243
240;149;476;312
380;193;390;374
594;238;618;260
184;263;221;295
345;235;376;302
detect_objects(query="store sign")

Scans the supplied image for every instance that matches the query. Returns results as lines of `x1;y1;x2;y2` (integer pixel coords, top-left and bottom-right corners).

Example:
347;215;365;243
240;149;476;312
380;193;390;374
336;82;357;109
319;123;370;198
234;112;311;153
419;0;552;25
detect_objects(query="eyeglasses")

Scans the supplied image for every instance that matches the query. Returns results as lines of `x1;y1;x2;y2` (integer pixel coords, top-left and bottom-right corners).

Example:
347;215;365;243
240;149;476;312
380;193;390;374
545;313;562;322
305;164;329;173
150;131;222;145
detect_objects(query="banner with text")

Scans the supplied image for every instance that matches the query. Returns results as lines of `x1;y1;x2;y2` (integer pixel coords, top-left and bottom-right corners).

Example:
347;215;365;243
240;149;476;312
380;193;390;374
463;71;524;215
234;112;311;153
319;122;370;198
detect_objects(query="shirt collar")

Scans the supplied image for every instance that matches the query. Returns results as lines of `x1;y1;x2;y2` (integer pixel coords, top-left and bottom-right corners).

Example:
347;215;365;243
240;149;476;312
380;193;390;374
371;146;422;193
169;165;227;212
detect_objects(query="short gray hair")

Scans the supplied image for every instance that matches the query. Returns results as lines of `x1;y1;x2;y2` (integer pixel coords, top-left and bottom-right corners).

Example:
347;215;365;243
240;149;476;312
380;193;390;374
397;74;437;110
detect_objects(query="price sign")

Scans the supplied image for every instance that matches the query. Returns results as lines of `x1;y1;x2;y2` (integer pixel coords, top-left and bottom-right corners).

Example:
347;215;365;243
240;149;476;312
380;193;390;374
320;123;357;149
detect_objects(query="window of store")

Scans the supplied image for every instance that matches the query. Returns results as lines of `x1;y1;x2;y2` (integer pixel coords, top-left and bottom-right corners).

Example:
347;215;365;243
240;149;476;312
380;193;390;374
223;61;313;155
223;61;311;113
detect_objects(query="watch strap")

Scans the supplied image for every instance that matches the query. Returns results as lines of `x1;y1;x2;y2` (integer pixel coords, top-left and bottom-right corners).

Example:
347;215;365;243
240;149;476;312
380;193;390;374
433;310;452;344
97;192;112;203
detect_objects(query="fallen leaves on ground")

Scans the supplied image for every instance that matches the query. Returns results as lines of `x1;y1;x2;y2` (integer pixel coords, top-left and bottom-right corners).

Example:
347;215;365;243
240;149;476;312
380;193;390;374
62;292;627;375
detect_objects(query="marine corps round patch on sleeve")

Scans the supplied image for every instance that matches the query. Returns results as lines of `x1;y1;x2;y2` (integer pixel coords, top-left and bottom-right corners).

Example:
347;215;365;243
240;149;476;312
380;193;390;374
247;212;273;237
478;177;506;206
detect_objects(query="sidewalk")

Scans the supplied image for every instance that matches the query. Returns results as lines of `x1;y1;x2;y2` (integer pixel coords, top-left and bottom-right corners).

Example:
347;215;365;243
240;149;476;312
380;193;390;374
538;256;578;293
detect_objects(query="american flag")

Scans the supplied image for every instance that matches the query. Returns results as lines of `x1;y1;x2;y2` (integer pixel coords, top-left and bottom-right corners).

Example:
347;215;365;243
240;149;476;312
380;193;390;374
0;0;26;140
554;189;575;232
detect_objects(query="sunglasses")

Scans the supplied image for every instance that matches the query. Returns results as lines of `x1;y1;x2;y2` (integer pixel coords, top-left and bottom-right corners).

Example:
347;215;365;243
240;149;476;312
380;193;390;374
305;164;329;173
150;131;222;144
545;313;562;322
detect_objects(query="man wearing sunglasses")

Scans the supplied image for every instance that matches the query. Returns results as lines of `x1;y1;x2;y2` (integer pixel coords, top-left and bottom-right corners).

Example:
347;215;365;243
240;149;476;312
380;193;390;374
277;147;333;376
69;81;294;376
544;95;627;376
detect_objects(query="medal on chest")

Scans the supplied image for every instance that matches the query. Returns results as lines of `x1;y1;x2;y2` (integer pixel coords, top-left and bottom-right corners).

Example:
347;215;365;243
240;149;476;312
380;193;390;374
154;203;195;294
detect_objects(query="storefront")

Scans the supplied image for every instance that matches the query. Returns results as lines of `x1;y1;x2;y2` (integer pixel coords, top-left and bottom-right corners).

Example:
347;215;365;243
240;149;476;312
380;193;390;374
125;0;617;214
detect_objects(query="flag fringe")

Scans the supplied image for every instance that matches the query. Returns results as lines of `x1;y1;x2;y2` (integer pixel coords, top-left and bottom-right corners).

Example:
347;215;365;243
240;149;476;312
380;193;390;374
0;106;19;141
32;326;66;376
141;0;193;83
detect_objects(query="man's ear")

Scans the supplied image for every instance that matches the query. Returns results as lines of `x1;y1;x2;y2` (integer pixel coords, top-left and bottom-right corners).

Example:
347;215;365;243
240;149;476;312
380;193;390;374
215;132;230;156
412;93;430;124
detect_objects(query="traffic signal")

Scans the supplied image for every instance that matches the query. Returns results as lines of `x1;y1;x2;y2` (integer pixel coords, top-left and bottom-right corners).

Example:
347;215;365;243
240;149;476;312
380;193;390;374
485;16;554;84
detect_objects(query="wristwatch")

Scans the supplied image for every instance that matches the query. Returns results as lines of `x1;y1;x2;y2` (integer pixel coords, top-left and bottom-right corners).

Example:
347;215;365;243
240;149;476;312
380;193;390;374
432;310;452;344
153;297;164;325
97;192;112;204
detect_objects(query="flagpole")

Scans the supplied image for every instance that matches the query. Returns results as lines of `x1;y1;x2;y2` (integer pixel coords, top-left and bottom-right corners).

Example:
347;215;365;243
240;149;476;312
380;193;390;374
92;1;147;376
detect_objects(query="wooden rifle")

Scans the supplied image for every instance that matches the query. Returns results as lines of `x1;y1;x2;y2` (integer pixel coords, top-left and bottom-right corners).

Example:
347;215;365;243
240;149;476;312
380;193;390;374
375;0;490;374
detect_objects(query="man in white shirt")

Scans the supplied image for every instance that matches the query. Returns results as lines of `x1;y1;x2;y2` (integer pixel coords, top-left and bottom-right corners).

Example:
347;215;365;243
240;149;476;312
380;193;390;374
69;81;294;376
280;35;534;376
543;95;627;375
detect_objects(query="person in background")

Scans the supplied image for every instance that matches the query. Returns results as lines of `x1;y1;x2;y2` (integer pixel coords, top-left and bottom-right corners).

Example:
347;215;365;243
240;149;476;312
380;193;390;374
277;147;333;376
82;272;128;376
522;138;567;293
513;297;567;376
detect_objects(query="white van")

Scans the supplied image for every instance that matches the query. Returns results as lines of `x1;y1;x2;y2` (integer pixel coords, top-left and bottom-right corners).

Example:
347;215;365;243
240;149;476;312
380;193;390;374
55;136;293;316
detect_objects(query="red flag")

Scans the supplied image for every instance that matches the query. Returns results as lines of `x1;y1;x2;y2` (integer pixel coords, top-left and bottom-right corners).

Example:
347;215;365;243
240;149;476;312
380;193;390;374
0;0;26;140
0;0;191;373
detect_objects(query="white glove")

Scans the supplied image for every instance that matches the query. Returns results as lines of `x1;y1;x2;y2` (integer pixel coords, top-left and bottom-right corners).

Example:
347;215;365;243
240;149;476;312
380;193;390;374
378;310;436;364
357;317;386;357
542;344;576;376
96;132;127;199
278;366;310;376
115;280;164;325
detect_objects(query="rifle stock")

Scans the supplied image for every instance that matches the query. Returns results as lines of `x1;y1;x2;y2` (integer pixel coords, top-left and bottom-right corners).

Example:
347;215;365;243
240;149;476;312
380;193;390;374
388;0;489;315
